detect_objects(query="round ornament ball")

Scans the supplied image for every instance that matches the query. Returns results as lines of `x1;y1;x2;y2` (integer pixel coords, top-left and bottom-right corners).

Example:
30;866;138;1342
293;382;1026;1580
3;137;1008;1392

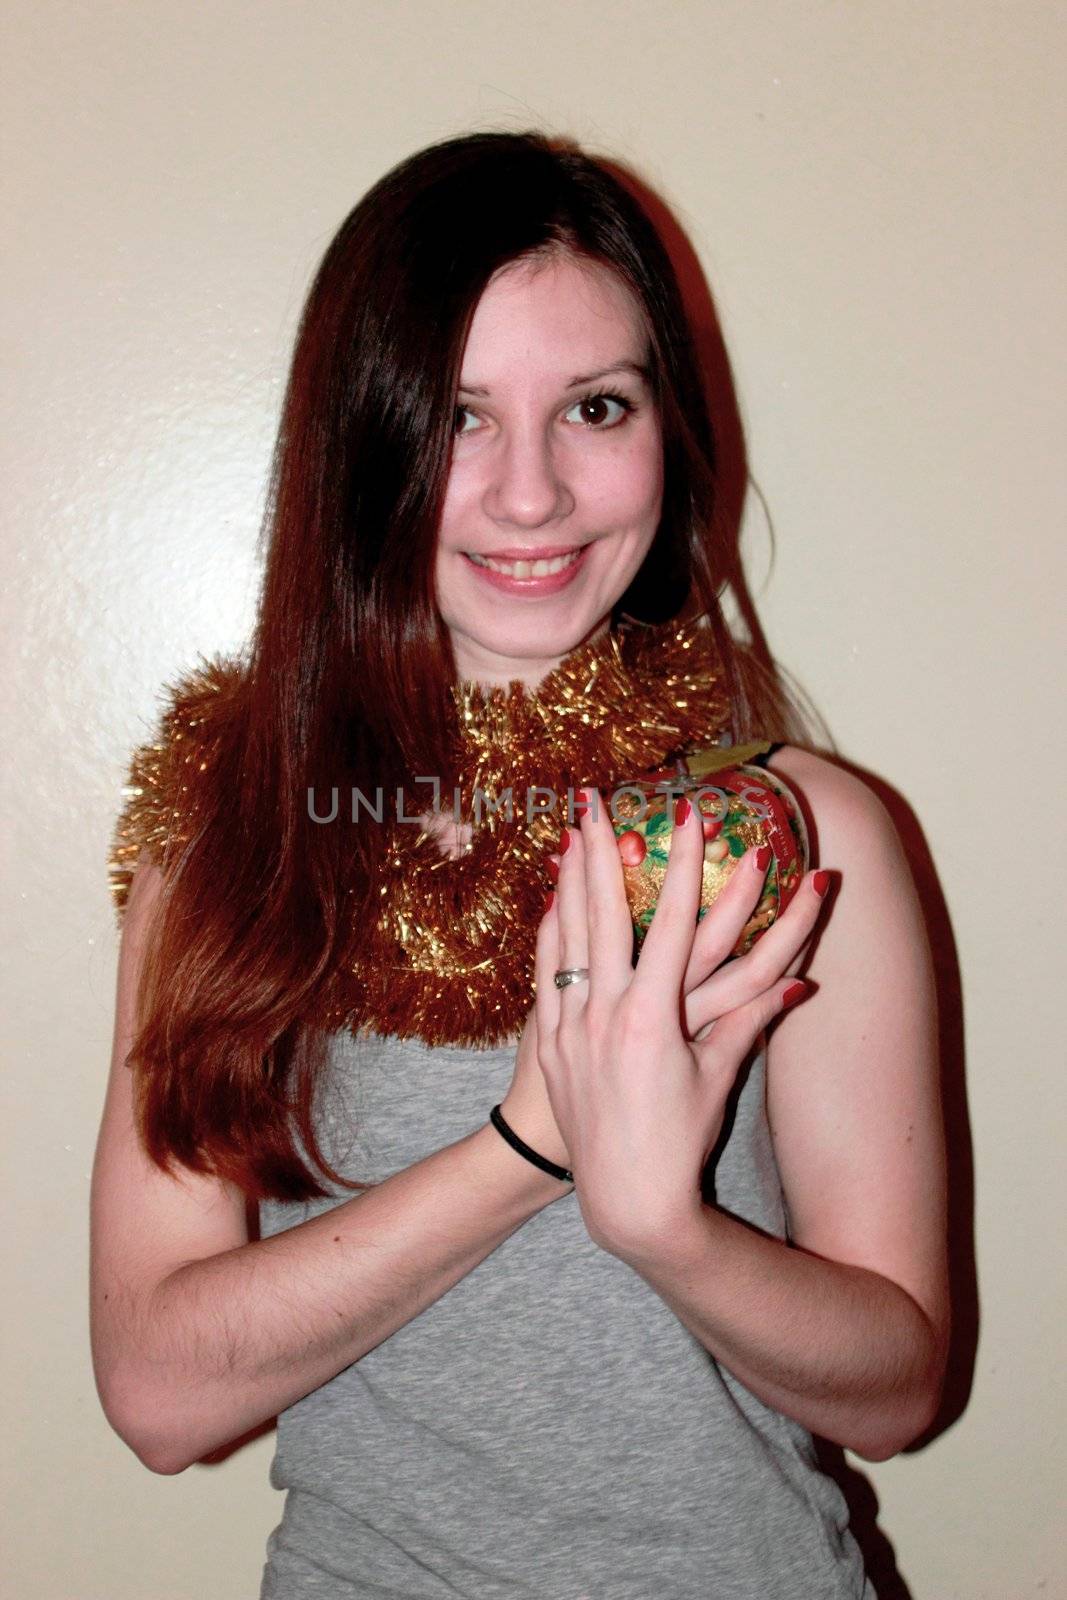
608;746;810;958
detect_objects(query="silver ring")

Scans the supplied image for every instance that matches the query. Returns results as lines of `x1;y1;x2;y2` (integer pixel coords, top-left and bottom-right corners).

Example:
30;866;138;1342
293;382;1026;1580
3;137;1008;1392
554;967;590;990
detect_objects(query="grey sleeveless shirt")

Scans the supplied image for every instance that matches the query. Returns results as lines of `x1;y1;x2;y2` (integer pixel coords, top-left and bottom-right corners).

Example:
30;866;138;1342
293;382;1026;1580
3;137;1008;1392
257;1026;875;1599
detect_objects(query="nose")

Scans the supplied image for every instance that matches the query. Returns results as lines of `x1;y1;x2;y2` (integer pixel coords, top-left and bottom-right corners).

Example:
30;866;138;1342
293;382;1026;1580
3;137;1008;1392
483;427;575;529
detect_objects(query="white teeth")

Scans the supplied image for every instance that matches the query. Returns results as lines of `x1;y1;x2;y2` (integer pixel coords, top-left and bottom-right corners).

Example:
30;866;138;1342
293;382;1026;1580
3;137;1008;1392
467;549;583;577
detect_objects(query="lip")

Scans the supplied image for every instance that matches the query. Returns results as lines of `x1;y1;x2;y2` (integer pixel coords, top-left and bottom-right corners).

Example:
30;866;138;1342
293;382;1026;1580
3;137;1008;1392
462;542;591;596
469;544;585;560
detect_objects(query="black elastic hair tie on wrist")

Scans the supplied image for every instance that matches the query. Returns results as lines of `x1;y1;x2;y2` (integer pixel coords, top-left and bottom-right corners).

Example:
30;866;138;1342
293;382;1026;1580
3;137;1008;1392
489;1104;574;1184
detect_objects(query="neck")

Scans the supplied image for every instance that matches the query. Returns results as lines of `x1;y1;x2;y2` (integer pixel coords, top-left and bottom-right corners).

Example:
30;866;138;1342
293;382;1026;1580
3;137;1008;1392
451;614;614;694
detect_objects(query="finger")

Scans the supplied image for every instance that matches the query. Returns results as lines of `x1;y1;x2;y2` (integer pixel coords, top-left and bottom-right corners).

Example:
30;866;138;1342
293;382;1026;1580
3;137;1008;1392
629;793;705;1015
534;889;562;1041
684;867;830;1034
576;786;633;1000
683;841;774;991
555;823;590;1012
692;975;813;1073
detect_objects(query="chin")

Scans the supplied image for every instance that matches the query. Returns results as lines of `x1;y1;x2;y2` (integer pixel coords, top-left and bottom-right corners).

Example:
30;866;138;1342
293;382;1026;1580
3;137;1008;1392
444;608;604;682
462;614;590;657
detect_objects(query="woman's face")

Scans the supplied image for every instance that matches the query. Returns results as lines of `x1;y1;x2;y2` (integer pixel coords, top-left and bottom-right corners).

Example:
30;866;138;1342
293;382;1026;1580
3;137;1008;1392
434;253;664;689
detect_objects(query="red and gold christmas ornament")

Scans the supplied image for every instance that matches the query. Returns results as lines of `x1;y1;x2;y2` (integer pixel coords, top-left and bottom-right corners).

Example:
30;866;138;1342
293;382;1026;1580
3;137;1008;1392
611;742;810;958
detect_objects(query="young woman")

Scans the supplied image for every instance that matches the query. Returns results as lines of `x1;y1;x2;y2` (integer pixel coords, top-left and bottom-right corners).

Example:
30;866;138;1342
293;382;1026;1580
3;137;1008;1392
91;130;949;1598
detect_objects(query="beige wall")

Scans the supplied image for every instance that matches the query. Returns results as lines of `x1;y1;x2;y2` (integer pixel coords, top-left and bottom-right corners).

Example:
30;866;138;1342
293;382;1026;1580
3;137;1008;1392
4;2;1062;1595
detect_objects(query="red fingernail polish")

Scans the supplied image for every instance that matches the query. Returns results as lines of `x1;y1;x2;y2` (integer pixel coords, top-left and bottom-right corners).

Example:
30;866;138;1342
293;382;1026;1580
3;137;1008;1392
559;828;572;854
701;814;723;840
543;890;556;915
546;856;559;882
574;788;596;822
782;980;807;1008
754;844;772;872
812;870;830;898
674;796;692;826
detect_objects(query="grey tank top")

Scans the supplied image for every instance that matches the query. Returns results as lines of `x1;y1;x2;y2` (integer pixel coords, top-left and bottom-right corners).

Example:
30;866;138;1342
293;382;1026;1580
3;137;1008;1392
258;1027;875;1599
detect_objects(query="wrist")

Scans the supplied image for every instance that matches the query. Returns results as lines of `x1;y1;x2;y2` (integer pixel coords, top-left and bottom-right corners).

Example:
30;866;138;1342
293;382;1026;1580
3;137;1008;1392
466;1121;573;1214
489;1103;573;1185
496;1091;572;1173
601;1194;713;1269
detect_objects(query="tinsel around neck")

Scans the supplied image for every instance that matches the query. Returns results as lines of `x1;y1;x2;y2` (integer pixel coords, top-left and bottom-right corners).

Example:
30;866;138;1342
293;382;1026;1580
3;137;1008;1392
442;613;734;819
322;613;737;1049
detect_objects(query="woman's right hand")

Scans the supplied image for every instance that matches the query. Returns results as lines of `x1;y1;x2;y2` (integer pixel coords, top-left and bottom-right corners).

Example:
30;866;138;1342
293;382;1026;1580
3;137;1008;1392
498;1005;572;1173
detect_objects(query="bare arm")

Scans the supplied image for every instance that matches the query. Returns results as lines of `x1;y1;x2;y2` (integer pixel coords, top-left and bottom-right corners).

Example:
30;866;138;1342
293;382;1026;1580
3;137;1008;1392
600;749;950;1462
90;859;565;1476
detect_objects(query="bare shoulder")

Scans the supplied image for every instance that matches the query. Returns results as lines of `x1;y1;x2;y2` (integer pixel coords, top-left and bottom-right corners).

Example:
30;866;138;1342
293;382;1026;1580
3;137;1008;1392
759;743;899;871
757;743;927;999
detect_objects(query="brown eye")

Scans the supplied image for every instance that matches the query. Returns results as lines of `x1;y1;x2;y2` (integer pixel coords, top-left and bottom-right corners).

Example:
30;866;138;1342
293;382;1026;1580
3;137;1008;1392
565;391;635;429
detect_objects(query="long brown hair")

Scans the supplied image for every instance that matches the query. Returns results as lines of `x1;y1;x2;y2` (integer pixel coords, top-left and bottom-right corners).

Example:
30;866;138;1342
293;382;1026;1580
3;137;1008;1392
127;128;820;1203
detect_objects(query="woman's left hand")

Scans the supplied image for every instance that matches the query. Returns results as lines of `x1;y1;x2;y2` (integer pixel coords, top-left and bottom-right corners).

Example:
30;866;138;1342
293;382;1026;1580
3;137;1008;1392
535;786;830;1256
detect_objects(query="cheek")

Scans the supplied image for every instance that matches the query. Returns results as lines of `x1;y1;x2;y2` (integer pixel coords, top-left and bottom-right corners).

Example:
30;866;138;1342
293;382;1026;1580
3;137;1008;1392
599;445;663;526
640;427;666;505
597;417;663;511
435;486;459;548
434;487;472;571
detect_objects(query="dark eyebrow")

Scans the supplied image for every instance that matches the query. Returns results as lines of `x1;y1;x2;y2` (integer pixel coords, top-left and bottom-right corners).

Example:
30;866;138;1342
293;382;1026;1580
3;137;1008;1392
456;359;651;398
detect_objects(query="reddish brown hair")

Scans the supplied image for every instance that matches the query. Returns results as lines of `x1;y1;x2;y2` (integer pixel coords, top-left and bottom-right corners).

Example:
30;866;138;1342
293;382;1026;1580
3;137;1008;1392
126;128;818;1203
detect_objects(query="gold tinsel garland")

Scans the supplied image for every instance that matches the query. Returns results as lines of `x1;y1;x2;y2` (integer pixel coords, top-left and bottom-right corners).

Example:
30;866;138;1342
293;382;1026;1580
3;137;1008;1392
107;653;241;918
107;616;734;1049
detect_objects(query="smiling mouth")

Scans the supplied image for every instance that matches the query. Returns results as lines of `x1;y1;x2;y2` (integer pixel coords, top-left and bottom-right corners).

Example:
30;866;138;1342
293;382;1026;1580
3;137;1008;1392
464;546;588;578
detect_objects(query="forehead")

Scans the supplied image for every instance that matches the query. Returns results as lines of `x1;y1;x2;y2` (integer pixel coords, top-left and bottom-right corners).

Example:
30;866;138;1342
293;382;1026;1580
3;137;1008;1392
460;255;648;375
